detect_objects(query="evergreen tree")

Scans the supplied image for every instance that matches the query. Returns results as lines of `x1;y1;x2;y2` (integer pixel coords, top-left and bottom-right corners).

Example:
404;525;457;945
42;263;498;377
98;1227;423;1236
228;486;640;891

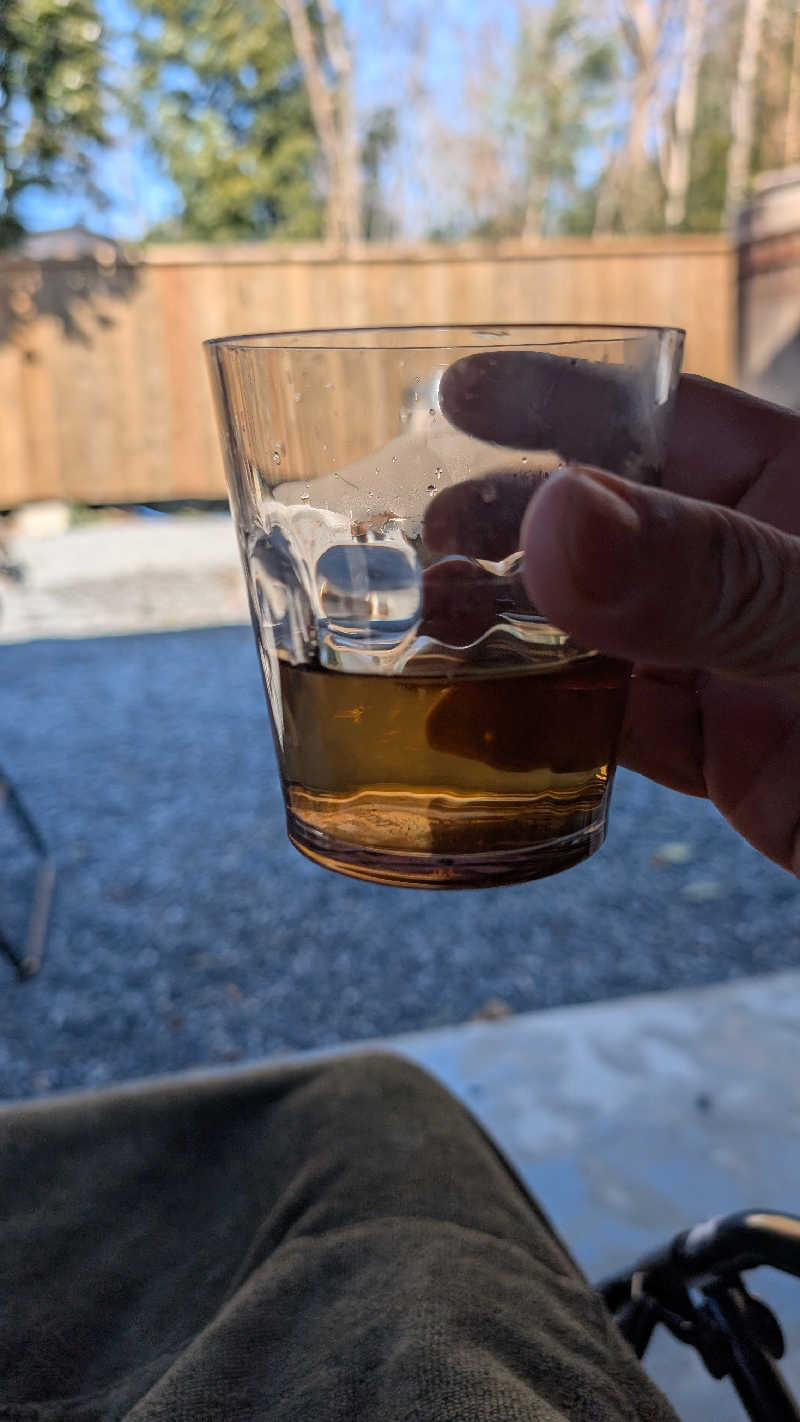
131;0;323;240
0;0;107;247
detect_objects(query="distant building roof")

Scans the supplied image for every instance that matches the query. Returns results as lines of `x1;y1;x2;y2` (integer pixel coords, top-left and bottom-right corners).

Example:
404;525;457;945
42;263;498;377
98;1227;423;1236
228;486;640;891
753;165;800;195
740;168;800;243
4;226;123;263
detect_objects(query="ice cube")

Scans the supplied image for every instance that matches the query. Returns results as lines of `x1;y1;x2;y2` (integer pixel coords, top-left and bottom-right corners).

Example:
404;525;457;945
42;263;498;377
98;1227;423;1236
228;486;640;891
315;543;421;640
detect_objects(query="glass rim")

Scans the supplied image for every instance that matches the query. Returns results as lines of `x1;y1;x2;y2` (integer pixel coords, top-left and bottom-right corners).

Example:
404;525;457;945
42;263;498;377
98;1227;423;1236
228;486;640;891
204;321;686;353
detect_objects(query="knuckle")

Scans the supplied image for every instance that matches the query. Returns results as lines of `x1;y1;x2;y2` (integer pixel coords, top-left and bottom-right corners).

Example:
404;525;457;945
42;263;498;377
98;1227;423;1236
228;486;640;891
705;510;800;676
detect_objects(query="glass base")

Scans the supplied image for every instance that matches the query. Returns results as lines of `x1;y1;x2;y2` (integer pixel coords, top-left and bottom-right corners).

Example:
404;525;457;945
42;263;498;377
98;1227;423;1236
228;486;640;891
286;812;608;889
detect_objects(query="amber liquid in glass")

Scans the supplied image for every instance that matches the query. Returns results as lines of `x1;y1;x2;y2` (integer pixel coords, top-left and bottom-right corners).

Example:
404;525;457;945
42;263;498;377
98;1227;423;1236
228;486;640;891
277;654;630;888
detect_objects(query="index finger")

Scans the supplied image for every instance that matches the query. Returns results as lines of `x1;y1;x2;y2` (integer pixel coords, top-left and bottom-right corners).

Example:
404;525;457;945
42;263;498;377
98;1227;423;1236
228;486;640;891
439;352;800;506
438;349;657;479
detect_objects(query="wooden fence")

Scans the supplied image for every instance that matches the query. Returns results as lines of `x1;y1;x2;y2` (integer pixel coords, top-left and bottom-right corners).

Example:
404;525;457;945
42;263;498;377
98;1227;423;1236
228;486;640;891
0;235;735;507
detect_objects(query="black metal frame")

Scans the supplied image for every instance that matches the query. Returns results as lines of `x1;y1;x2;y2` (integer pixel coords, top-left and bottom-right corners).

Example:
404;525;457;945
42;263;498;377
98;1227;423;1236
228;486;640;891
598;1210;800;1420
0;765;55;979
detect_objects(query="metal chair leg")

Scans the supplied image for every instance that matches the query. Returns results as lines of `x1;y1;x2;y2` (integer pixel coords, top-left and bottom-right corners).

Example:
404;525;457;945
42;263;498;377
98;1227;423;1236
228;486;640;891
0;767;55;979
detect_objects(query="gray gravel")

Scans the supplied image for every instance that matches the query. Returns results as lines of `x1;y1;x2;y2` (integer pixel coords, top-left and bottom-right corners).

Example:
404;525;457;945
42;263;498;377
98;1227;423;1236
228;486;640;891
2;617;798;1102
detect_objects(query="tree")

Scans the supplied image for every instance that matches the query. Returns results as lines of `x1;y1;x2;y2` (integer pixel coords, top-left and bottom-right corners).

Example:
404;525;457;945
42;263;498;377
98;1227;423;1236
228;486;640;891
724;0;769;226
282;0;362;245
785;2;800;166
131;0;323;240
682;11;738;232
396;2;617;242
0;0;108;248
750;0;800;176
594;0;673;233
361;107;398;240
512;0;616;239
662;0;707;228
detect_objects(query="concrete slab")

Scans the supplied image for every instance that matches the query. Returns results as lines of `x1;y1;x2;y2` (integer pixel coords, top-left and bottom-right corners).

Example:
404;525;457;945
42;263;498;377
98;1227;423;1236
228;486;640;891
0;513;248;642
394;970;800;1421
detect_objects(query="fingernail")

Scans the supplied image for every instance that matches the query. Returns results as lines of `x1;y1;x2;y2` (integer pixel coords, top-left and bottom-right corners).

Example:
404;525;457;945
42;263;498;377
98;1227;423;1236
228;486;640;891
539;464;643;605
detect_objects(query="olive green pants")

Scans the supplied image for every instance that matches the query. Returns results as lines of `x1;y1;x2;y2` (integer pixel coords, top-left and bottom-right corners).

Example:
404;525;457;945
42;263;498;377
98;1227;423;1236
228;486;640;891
0;1053;679;1421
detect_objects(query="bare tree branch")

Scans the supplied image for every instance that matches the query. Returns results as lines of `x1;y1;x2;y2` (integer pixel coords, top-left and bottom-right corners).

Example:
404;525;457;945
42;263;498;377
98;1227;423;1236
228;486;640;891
317;0;362;244
620;0;658;69
593;147;626;233
622;0;671;174
596;0;674;232
282;0;339;167
784;3;800;167
664;0;706;228
724;0;769;228
282;0;362;244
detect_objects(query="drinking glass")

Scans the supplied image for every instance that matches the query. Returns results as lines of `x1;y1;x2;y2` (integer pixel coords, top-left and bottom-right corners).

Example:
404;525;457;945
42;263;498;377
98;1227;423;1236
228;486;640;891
206;325;683;889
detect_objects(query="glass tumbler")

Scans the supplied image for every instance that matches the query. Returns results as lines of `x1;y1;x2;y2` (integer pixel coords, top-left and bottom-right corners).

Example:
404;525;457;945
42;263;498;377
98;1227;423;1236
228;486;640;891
206;325;683;889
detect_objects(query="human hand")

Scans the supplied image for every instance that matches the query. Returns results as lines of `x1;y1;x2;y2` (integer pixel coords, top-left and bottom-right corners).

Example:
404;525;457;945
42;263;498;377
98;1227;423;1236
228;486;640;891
438;362;800;874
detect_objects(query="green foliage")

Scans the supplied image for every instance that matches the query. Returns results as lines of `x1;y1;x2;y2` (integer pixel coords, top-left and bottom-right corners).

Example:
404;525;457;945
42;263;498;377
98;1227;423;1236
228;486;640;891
506;0;617;236
361;106;398;240
517;0;616;227
559;182;600;236
685;53;733;232
131;0;323;241
0;0;108;247
684;5;749;233
751;0;797;178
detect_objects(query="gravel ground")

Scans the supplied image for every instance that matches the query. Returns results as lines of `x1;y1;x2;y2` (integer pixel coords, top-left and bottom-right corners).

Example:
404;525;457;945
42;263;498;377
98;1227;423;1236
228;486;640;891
1;517;798;1101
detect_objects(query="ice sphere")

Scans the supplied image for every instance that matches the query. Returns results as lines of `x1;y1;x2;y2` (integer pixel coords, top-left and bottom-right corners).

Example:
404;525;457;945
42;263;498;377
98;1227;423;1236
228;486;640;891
315;543;421;639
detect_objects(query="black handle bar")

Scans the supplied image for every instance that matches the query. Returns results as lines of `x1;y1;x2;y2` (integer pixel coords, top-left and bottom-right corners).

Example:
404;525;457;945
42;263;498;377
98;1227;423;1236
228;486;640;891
598;1211;800;1422
600;1210;800;1311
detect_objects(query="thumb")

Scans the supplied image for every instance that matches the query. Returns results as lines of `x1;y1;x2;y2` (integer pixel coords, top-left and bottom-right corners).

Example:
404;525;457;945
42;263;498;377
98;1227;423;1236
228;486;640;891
521;465;800;680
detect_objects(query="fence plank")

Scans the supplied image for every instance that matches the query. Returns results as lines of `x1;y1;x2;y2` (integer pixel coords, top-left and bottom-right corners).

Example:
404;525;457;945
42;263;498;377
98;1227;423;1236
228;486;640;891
0;341;30;508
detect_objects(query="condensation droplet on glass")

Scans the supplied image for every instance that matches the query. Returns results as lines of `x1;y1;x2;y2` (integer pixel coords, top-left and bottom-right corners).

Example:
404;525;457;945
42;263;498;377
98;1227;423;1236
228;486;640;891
272;450;281;465
294;391;302;402
434;466;442;478
521;455;528;464
300;494;310;505
426;483;436;494
428;408;435;417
